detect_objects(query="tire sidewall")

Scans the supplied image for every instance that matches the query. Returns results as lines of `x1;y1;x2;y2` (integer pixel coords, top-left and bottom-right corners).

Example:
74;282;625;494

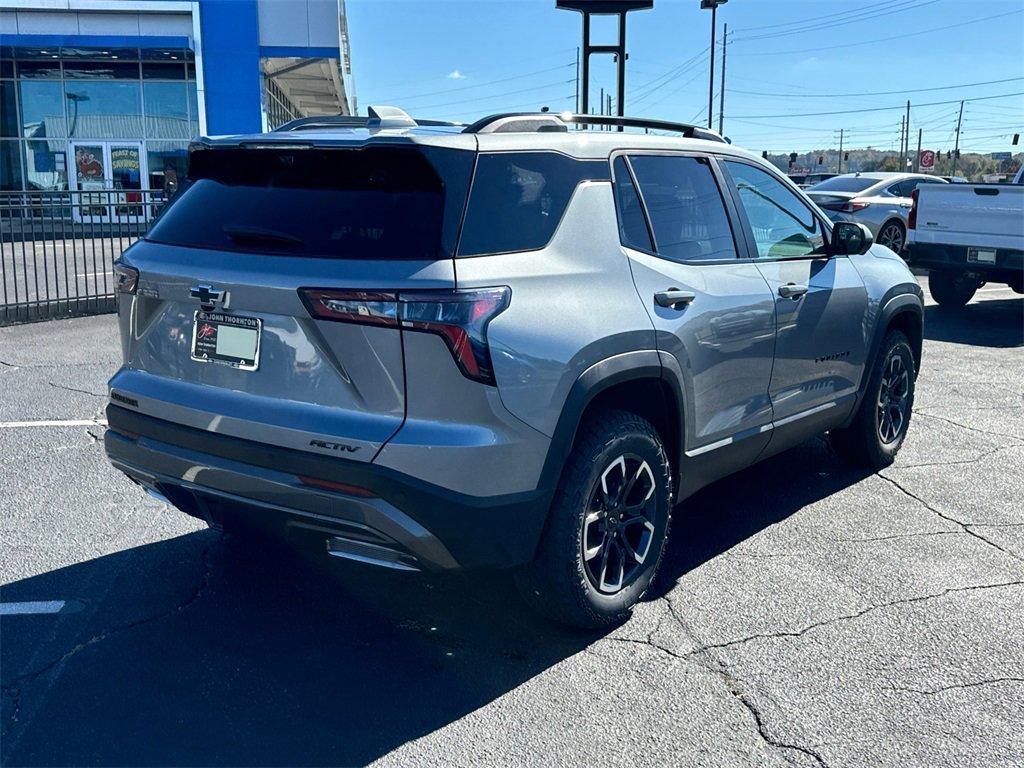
871;335;916;460
568;430;671;621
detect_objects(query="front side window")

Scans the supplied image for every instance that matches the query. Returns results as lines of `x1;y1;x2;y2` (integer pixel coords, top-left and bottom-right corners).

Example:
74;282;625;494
458;152;608;256
723;160;825;260
628;155;738;262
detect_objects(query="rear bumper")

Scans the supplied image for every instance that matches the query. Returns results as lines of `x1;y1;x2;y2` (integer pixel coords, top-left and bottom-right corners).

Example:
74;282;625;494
906;241;1024;283
105;405;553;571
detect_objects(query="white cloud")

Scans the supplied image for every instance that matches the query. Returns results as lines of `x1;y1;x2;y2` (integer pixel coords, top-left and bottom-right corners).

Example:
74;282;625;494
446;70;467;80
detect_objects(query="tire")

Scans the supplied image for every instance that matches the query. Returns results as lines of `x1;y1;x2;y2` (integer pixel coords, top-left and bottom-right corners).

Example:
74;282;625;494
876;220;907;253
831;330;915;469
515;409;672;630
928;270;978;308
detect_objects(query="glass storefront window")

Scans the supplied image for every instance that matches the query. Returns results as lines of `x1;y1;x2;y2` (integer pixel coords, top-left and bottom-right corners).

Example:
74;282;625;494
23;142;68;190
0;141;25;191
1;80;18;137
18;79;66;138
3;46;199;190
143;81;191;139
64;80;142;139
146;141;189;195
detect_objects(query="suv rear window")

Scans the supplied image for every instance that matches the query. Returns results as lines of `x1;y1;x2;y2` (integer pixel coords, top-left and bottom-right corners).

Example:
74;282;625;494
145;146;473;260
457;152;609;256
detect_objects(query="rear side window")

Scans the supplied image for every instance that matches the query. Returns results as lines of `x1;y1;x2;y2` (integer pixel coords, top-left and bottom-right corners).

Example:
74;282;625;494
628;155;738;262
612;157;653;252
146;146;473;260
457;152;609;256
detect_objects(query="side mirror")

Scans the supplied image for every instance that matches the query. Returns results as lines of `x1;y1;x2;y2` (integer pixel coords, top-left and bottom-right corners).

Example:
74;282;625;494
831;221;874;256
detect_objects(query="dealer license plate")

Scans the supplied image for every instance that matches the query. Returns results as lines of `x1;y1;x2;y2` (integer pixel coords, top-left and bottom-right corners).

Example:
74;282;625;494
968;248;997;265
191;311;261;371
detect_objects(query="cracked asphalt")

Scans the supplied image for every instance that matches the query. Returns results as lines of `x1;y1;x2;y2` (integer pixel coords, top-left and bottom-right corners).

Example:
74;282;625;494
1;280;1022;767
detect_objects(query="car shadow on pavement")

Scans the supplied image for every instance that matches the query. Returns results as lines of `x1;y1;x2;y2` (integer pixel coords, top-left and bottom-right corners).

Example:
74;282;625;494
923;297;1023;347
2;438;868;767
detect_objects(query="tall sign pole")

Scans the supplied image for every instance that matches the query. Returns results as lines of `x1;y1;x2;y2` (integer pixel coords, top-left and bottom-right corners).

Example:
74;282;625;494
707;4;717;128
557;1;654;129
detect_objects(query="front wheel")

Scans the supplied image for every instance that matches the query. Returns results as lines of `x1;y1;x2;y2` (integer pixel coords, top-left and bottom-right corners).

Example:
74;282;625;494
831;330;915;468
928;270;978;308
515;409;672;629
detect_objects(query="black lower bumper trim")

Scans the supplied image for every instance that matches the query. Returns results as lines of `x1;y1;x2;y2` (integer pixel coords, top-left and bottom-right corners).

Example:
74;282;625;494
105;404;553;570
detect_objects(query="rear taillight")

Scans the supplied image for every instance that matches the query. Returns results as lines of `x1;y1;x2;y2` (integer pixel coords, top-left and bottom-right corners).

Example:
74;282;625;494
113;262;139;294
299;287;511;385
908;188;919;230
843;201;869;212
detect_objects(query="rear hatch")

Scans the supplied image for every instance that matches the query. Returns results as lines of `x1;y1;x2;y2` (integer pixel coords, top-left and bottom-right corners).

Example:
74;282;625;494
110;141;474;461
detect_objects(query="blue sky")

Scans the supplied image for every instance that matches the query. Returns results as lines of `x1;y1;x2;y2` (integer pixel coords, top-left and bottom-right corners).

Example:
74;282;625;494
346;0;1024;154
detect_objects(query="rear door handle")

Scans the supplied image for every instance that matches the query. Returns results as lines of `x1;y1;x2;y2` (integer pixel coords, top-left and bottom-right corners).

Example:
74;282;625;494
654;289;696;308
778;283;808;299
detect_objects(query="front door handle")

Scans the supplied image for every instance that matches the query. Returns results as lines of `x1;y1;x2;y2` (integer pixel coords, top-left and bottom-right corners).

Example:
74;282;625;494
654;288;696;308
778;283;808;299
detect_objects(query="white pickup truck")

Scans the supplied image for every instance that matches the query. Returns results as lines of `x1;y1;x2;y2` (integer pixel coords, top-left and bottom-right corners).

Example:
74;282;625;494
906;166;1024;307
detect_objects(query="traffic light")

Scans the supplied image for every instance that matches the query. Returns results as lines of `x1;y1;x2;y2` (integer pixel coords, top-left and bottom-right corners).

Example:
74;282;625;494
788;152;798;169
844;152;849;161
817;155;824;165
762;150;769;159
1014;133;1020;146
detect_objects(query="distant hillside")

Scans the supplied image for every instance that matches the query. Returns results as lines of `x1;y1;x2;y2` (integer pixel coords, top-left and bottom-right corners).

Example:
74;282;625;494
763;148;1023;181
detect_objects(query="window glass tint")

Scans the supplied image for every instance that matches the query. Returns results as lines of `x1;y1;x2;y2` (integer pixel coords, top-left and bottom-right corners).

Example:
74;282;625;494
807;175;877;193
724;160;824;260
628;155;737;262
458;152;608;256
147;147;471;260
612;156;652;251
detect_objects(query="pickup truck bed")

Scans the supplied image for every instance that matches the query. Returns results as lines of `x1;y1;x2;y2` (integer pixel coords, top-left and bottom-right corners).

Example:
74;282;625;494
906;180;1024;306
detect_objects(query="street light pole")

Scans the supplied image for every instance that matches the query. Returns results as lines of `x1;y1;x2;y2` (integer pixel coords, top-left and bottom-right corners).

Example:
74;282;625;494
701;0;728;130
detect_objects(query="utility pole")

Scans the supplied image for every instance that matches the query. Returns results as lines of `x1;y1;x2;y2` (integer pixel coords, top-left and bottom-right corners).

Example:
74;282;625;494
838;128;844;174
951;100;965;177
575;47;580;114
718;24;728;135
599;86;604;127
904;100;911;170
898;114;905;168
915;128;922;173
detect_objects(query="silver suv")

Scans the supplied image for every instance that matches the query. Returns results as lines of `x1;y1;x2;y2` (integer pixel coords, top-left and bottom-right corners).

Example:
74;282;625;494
106;109;924;628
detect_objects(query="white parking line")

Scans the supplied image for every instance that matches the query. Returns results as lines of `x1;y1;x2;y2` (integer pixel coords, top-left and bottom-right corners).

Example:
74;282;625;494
0;601;66;615
0;419;107;429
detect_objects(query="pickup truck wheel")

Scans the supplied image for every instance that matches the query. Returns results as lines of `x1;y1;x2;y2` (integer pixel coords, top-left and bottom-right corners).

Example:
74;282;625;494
831;330;915;469
928;270;978;307
515;409;672;630
877;220;906;253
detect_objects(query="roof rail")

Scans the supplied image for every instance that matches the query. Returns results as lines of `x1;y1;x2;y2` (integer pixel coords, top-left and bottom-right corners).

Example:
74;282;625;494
463;112;726;142
273;114;465;133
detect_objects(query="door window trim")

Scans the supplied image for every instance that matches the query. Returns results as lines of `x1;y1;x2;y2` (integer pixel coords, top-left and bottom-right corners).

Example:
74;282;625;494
609;148;751;266
717;155;837;262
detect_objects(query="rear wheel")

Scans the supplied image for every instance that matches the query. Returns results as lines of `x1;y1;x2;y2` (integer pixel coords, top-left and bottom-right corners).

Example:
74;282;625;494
831;330;915;468
515;409;672;629
929;270;978;307
877;220;906;253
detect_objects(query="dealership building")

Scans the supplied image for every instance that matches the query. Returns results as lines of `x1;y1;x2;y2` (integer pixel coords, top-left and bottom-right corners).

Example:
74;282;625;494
1;0;355;196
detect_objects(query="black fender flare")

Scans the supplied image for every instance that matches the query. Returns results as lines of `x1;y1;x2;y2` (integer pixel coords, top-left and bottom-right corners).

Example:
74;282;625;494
845;290;923;426
535;350;685;497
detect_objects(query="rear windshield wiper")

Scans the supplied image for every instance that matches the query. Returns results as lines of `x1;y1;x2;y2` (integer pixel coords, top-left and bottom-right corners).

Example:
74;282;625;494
223;224;304;248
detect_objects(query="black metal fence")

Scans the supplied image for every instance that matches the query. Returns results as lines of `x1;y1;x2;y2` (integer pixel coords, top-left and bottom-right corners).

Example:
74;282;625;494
0;189;168;325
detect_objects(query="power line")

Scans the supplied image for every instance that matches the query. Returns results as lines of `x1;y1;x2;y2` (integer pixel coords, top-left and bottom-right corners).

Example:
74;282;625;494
730;0;903;35
732;0;937;43
726;76;1024;100
729;91;1024;120
628;48;709;104
732;8;1023;58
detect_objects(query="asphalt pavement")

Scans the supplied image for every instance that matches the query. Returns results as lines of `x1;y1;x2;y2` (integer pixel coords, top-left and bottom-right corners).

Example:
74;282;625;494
1;281;1022;767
